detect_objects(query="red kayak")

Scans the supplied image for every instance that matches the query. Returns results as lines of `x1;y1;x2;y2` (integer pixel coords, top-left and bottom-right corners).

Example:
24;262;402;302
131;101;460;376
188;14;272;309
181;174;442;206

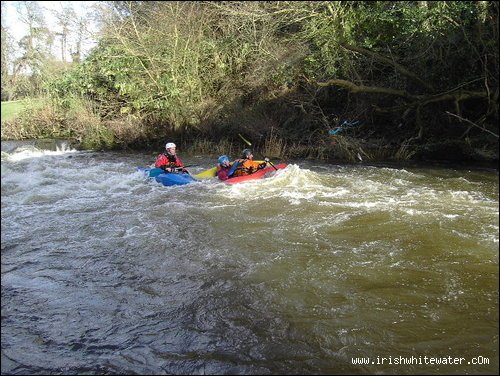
224;163;287;184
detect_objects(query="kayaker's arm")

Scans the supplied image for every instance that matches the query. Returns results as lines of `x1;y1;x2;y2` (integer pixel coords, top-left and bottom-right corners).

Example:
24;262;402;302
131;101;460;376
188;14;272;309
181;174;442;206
258;158;270;169
227;161;240;177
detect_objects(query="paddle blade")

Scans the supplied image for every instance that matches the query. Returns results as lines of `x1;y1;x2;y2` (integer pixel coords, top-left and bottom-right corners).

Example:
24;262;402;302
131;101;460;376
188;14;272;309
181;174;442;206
238;133;252;146
148;168;165;177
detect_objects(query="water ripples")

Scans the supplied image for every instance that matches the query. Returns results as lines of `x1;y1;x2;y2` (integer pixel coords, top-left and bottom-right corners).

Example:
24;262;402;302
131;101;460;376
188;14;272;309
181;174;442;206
1;148;498;374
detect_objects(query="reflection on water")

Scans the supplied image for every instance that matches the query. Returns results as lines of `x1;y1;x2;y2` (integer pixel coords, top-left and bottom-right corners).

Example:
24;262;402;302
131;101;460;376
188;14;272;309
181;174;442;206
1;147;498;375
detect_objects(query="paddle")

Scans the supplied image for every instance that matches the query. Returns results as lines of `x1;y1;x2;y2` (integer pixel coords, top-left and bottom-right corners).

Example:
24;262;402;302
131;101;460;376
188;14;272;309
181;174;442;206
150;164;196;177
172;164;196;175
148;167;164;177
238;133;277;171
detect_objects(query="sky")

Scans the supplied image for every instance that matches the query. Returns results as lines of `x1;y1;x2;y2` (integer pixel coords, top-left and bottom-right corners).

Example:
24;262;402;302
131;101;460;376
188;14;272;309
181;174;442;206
2;0;98;62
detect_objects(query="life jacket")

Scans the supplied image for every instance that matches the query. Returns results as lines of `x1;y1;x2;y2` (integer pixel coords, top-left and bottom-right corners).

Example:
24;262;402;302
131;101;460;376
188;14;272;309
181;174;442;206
232;160;262;177
155;153;184;170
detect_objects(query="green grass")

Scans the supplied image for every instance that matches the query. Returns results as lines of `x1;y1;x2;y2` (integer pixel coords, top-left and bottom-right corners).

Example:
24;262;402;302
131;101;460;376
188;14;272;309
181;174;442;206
1;100;26;122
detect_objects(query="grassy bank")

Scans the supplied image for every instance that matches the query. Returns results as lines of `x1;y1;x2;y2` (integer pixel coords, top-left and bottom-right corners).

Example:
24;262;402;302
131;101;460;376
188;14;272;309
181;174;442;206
1;100;27;122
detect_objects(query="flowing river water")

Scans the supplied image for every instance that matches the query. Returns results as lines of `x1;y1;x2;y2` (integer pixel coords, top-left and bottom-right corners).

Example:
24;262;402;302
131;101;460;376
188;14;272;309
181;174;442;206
1;143;498;375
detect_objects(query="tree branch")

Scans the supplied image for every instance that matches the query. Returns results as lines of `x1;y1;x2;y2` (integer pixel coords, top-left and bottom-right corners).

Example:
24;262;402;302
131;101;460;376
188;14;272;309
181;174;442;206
339;43;434;91
317;79;488;106
445;111;499;138
317;78;415;98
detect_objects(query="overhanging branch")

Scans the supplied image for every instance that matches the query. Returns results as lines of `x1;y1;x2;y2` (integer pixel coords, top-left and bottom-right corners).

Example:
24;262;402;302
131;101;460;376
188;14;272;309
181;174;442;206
317;79;488;108
339;43;435;91
445;111;499;138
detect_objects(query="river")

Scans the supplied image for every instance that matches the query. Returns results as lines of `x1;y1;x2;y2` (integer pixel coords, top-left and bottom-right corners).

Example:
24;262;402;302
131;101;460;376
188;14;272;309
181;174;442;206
1;143;498;375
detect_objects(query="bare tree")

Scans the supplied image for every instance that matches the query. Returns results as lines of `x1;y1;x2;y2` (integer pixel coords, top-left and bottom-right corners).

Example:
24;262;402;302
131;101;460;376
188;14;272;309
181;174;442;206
14;1;52;73
1;2;11;99
50;3;77;63
10;1;54;97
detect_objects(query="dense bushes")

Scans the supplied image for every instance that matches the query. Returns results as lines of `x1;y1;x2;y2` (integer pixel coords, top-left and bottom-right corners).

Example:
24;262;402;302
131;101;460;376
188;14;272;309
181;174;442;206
4;1;498;162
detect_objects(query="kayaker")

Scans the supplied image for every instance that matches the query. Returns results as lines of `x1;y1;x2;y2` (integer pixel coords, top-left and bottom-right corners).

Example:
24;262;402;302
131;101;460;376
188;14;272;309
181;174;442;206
231;149;268;177
154;142;188;173
216;155;234;181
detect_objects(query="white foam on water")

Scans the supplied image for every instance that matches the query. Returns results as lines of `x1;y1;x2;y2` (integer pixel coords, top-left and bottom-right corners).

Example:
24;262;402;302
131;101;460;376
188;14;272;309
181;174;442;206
2;146;79;162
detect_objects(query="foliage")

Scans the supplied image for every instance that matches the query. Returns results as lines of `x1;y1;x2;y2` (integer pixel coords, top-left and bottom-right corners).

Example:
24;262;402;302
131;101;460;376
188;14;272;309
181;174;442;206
2;1;498;162
79;122;115;150
274;1;498;157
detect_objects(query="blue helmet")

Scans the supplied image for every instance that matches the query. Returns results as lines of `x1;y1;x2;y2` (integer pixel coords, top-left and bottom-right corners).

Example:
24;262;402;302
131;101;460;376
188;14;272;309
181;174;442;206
218;155;229;165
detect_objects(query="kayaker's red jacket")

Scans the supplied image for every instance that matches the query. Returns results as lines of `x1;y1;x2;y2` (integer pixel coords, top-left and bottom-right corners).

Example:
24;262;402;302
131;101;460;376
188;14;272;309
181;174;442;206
155;153;186;172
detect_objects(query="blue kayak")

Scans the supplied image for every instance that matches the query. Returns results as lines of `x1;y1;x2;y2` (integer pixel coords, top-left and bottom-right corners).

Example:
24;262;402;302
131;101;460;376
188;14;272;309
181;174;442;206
137;167;199;186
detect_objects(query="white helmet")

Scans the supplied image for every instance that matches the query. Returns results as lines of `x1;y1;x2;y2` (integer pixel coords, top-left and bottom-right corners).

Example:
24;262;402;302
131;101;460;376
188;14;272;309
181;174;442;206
165;142;176;149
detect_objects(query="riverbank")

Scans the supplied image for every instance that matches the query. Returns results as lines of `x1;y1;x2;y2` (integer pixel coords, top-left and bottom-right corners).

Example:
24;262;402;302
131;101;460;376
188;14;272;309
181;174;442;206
1;98;497;167
2;139;497;172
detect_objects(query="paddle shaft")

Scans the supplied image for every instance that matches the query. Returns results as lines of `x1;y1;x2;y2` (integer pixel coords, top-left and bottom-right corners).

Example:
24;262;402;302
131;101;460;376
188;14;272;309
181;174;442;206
164;164;195;173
